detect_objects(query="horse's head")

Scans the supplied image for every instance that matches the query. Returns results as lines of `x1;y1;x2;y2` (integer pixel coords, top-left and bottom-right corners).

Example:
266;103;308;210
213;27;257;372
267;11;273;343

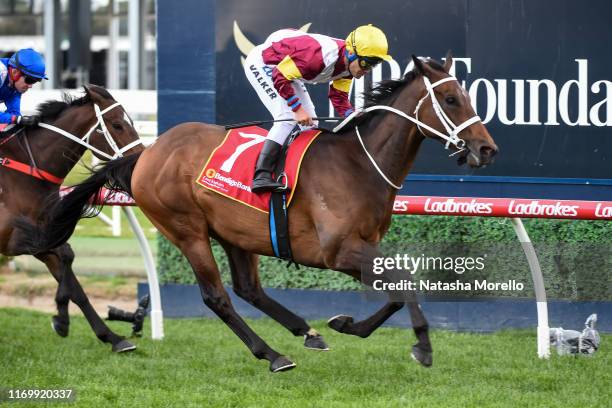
79;85;144;160
410;52;498;167
35;85;144;162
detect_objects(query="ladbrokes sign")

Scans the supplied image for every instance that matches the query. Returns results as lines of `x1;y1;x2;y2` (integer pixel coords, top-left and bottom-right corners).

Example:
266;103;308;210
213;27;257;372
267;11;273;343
392;196;612;220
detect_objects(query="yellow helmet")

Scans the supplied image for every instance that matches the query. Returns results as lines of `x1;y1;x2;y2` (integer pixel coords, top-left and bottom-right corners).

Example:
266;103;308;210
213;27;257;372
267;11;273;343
345;24;392;61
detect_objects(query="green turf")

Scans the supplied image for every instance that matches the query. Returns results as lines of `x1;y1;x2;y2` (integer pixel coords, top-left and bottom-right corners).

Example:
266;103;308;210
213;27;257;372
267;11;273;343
0;309;609;408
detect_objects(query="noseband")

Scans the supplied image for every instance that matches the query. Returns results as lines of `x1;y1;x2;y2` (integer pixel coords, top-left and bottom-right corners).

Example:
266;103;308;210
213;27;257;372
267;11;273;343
333;75;482;189
38;102;143;160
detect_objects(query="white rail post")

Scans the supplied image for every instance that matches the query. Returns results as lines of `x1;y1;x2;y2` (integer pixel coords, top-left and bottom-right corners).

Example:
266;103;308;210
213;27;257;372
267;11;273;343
111;206;121;236
95;207;122;237
510;218;550;359
122;207;164;340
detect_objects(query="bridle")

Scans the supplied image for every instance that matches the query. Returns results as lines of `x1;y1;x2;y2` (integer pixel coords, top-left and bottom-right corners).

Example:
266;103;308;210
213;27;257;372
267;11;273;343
333;74;482;189
413;76;481;150
38;102;143;160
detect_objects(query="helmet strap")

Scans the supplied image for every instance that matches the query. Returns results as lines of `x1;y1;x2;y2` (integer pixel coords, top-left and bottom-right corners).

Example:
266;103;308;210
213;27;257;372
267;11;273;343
345;49;358;64
8;67;22;83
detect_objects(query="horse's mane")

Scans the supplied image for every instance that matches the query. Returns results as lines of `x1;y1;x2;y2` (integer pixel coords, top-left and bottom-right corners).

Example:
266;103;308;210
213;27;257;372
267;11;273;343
363;59;446;107
30;85;114;125
335;59;446;133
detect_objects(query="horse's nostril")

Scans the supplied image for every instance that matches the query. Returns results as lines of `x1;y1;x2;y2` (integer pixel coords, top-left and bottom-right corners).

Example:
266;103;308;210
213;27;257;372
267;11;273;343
480;145;497;158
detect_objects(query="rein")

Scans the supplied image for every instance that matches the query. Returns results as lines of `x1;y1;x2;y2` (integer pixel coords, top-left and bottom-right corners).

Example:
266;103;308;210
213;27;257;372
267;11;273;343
0;127;22;146
0;156;64;184
0;127;64;184
333;75;482;190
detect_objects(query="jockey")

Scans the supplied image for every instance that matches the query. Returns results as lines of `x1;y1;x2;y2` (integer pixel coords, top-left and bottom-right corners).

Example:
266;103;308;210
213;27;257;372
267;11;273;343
245;24;392;192
0;48;47;127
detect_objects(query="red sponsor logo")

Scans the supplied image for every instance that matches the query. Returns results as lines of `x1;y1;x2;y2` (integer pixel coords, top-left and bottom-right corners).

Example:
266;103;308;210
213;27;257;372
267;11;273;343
105;191;135;205
508;200;579;217
424;198;493;214
594;203;612;218
393;199;409;212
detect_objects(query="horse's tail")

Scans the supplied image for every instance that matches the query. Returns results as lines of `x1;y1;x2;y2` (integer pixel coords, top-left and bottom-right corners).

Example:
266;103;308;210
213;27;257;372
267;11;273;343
16;151;143;253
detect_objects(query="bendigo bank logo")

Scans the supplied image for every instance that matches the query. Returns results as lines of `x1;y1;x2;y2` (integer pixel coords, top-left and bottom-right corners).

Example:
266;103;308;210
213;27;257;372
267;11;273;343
205;168;217;179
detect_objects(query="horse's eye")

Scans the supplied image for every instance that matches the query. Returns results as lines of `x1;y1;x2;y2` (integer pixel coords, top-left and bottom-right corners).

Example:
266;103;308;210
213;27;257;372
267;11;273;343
445;96;457;105
112;123;123;131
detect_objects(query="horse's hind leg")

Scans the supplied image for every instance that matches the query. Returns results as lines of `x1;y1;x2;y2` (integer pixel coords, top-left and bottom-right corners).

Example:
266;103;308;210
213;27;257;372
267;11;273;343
220;241;329;350
35;244;135;353
180;235;296;372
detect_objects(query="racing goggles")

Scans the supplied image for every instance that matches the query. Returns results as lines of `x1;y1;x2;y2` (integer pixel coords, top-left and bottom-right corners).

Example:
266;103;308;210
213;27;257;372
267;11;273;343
24;75;42;85
358;56;383;70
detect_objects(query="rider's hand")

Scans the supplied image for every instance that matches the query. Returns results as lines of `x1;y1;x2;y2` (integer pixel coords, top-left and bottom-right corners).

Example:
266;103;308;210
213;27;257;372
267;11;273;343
17;115;39;126
294;106;314;127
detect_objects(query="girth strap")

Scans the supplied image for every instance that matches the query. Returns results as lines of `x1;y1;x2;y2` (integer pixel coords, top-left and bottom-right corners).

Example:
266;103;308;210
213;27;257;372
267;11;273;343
268;131;296;262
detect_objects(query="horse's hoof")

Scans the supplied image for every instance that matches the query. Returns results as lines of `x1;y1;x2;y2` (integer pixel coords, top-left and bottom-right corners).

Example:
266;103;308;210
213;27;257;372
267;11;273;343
327;314;354;333
304;334;329;351
410;345;433;367
112;339;137;353
270;356;296;372
51;315;69;337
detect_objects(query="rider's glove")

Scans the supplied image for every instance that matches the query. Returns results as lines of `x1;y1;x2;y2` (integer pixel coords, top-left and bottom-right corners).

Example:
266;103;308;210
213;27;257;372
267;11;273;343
17;115;39;126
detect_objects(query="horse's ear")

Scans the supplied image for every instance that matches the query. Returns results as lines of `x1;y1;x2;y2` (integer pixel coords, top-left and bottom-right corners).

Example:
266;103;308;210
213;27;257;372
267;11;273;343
411;55;426;75
83;84;101;104
443;50;453;72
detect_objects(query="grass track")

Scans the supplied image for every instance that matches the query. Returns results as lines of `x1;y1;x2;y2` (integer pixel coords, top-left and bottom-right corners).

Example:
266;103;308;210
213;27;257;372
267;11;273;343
1;309;609;407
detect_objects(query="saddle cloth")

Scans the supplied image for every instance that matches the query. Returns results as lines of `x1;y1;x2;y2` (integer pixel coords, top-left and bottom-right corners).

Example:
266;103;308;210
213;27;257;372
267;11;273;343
196;126;321;213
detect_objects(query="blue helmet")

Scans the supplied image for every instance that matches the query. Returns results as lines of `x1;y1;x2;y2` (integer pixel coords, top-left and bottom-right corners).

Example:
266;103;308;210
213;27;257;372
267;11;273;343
9;48;48;79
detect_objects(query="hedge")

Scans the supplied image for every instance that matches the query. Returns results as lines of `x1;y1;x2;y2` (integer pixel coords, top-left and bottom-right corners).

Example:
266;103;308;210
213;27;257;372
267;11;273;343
157;215;611;300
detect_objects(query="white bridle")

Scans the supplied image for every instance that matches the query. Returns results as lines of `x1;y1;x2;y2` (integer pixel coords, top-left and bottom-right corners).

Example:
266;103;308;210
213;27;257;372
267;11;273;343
38;102;144;160
414;76;481;150
333;75;482;190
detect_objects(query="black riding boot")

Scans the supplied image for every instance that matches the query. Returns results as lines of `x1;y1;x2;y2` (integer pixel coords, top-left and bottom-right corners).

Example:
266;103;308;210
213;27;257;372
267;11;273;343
252;139;285;193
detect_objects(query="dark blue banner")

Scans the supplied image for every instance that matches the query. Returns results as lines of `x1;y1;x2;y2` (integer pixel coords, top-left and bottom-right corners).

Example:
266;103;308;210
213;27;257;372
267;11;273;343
157;0;612;198
214;0;612;186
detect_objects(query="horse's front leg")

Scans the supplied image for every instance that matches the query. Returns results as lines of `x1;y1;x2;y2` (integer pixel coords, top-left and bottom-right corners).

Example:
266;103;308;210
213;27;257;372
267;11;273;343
326;239;432;367
33;247;70;337
6;225;71;337
35;244;135;352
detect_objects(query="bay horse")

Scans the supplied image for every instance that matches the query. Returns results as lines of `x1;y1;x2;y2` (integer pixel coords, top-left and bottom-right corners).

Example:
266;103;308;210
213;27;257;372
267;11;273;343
2;85;143;352
22;55;498;370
